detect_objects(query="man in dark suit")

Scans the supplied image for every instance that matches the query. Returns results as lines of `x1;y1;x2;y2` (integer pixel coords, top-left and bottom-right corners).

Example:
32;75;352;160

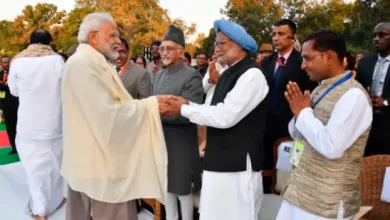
0;56;19;155
113;38;152;99
356;22;390;156
261;19;317;193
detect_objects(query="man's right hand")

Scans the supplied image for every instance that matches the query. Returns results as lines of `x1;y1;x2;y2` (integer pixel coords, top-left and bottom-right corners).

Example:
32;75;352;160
152;64;159;74
208;61;220;84
156;95;171;115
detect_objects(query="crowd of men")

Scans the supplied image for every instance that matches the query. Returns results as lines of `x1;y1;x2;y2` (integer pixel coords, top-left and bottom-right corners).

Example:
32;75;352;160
0;11;389;220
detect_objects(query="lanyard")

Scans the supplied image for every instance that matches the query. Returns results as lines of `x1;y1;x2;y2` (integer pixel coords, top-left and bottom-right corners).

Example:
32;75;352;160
312;72;353;108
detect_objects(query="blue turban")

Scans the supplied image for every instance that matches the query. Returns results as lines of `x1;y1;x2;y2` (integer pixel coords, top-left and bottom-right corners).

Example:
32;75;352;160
214;19;258;54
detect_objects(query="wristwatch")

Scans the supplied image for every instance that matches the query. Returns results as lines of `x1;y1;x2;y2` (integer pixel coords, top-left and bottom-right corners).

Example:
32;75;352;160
384;99;388;107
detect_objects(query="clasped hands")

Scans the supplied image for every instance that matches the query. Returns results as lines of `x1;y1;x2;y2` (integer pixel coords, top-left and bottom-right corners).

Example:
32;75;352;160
156;95;189;116
284;81;311;118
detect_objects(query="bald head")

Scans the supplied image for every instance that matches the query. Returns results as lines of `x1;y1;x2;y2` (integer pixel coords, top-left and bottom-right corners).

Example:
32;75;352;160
376;22;390;29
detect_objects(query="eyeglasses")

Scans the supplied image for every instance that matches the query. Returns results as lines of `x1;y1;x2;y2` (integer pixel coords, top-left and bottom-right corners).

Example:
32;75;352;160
372;32;390;38
302;52;324;62
158;46;183;52
214;39;232;48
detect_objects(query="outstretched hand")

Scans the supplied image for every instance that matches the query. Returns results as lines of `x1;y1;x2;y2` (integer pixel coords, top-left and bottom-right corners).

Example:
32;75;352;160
156;95;189;116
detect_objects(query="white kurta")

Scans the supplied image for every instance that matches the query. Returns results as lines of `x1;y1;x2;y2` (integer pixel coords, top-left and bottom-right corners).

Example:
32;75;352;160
8;55;63;140
181;65;269;219
276;88;372;220
8;55;65;216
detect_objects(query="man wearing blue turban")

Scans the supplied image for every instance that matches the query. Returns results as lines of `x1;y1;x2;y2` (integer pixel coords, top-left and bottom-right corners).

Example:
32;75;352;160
158;19;270;220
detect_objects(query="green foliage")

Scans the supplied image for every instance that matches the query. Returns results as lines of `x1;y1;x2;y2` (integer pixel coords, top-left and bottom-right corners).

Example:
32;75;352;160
55;6;95;52
221;0;282;45
0;20;14;56
198;28;216;57
0;0;388;57
0;0;198;56
197;0;388;55
11;3;66;52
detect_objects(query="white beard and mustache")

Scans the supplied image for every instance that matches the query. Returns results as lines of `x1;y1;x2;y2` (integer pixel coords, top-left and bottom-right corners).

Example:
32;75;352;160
162;57;172;66
99;42;119;60
216;49;234;67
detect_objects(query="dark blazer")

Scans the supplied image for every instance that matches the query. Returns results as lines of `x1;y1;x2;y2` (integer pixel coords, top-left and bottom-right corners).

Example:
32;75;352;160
356;55;390;155
261;49;317;182
0;70;19;110
356;55;390;98
261;49;317;121
120;62;152;99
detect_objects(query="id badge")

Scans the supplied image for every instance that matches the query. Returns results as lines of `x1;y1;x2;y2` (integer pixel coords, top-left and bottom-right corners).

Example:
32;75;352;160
289;141;305;167
0;91;5;99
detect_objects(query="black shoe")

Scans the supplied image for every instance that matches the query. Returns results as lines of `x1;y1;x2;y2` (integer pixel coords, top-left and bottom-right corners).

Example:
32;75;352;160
8;150;17;155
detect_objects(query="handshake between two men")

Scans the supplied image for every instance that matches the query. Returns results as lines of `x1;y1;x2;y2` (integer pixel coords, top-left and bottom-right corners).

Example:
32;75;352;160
156;95;189;116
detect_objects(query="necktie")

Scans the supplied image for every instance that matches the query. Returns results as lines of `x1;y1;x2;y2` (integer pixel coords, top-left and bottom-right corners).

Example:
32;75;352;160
116;66;121;73
271;56;286;110
371;58;387;95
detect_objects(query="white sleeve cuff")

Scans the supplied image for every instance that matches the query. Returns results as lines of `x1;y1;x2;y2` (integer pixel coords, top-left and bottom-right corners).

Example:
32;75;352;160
181;104;192;118
295;107;313;132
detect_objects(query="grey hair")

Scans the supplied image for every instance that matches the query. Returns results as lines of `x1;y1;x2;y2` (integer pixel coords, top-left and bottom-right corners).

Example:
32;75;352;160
77;12;115;43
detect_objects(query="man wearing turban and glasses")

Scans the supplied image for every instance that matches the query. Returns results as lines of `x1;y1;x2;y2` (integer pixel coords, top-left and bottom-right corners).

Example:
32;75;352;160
159;20;270;220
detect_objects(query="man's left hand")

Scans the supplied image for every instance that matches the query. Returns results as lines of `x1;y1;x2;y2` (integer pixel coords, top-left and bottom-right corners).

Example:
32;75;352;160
371;95;385;108
284;81;311;118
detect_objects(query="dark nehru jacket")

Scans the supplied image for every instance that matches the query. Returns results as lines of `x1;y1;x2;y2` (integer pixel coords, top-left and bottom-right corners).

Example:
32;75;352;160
203;56;269;172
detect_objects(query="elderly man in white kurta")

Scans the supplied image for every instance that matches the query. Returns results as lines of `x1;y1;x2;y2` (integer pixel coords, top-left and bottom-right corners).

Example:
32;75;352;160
160;19;269;220
8;29;65;220
61;12;168;220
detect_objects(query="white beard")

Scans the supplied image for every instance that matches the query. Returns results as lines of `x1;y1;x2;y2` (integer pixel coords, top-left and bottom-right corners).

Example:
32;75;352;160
100;42;119;60
162;57;172;66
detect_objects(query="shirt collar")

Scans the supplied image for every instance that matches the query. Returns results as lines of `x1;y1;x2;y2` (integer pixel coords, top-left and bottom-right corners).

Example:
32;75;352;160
378;54;390;62
278;48;293;61
320;71;351;85
167;60;185;74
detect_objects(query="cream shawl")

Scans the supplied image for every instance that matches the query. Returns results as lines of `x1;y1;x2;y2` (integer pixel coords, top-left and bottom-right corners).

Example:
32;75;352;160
61;43;167;204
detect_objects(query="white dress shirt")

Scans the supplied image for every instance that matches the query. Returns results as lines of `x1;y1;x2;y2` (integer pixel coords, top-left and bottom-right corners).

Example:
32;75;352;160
202;63;227;105
274;49;293;73
181;66;269;129
8;55;64;140
372;54;390;96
